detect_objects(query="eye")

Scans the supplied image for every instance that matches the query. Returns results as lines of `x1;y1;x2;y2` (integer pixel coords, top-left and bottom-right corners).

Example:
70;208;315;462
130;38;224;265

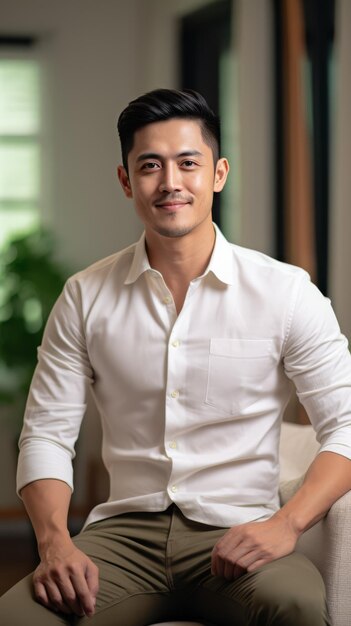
181;160;197;168
141;162;160;171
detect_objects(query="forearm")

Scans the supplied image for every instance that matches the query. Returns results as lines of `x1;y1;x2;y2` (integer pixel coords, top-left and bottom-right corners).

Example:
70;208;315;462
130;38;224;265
21;479;98;616
21;479;72;555
277;450;351;535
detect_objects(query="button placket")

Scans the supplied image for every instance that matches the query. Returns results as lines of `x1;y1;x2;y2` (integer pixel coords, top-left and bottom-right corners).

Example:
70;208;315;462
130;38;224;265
164;314;190;500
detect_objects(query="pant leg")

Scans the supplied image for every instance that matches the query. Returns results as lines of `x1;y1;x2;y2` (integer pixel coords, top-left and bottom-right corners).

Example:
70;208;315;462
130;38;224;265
0;509;188;626
191;552;330;626
0;574;70;626
0;575;187;626
167;508;331;626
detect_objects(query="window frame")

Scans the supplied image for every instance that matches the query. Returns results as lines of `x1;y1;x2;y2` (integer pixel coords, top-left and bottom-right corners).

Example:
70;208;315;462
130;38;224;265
0;41;43;250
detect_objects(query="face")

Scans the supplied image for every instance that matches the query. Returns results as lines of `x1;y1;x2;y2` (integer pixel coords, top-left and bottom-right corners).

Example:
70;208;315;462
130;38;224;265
118;118;229;241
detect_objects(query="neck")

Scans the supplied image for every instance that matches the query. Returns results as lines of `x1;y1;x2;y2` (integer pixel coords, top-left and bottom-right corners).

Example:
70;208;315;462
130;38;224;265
145;223;216;312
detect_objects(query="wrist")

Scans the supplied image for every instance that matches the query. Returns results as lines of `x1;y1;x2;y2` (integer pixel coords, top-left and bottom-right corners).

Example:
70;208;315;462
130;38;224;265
38;528;72;559
273;506;305;537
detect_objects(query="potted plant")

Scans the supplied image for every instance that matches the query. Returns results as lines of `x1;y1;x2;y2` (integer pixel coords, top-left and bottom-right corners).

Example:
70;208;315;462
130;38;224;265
0;229;68;435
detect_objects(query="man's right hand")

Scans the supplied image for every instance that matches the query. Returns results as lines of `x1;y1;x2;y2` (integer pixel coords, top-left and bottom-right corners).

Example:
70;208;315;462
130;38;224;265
20;479;99;616
33;535;99;617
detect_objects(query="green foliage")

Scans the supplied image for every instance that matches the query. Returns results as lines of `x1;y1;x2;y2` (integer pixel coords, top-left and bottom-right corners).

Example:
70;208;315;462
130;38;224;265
0;229;68;428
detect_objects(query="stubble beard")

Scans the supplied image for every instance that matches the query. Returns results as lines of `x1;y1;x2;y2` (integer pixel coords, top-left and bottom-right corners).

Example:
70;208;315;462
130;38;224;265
156;224;195;238
154;205;212;239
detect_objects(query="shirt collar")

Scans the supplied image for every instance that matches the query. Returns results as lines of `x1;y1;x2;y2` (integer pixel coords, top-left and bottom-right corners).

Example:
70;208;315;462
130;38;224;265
124;223;236;286
124;231;151;284
205;223;236;286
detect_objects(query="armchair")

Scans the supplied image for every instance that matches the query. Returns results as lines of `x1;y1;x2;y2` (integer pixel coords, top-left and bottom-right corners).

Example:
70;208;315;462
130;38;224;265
279;422;351;626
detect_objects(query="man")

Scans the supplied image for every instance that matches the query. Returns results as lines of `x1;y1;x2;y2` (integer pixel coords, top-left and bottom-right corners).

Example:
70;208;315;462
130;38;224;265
1;88;351;626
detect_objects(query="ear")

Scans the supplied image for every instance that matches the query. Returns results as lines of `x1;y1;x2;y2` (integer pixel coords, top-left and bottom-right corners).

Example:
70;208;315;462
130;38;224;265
213;158;230;192
117;165;133;198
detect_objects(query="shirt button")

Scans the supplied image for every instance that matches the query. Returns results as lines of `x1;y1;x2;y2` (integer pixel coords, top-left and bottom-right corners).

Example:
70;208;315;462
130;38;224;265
171;485;178;493
171;339;180;348
170;390;179;399
163;295;172;304
169;441;177;449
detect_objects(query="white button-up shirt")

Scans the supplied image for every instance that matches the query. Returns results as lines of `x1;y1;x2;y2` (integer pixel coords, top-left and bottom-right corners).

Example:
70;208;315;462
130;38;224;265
17;226;351;529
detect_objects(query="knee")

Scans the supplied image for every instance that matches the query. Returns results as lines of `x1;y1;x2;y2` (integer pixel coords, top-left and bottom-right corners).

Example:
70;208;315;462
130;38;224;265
249;555;329;626
0;576;57;626
251;584;328;625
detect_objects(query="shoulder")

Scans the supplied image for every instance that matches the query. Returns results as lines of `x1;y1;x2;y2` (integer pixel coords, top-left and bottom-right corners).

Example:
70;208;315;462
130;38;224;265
64;241;137;295
227;243;311;309
69;241;137;285
230;242;309;281
57;241;139;314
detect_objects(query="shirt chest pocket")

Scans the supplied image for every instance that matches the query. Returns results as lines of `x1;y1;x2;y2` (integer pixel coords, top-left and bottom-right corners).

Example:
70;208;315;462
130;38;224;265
205;338;274;415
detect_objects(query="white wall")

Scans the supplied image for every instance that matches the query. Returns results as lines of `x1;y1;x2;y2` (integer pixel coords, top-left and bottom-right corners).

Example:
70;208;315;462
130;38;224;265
44;0;145;270
0;0;145;272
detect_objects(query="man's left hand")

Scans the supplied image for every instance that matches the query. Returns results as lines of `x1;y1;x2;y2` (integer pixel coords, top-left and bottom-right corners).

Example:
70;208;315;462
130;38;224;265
211;512;299;580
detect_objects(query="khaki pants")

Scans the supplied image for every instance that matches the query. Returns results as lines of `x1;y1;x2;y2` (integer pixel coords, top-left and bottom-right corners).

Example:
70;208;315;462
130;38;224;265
0;505;330;626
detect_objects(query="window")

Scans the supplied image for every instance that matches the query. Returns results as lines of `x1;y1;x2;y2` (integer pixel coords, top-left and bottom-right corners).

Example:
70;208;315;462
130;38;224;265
0;56;41;249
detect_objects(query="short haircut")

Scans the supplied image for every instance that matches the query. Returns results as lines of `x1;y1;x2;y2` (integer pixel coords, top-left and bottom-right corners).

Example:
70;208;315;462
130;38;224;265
117;88;220;172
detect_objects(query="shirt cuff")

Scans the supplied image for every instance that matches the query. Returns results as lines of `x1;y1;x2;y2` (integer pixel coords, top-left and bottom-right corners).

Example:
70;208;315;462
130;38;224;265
16;439;74;496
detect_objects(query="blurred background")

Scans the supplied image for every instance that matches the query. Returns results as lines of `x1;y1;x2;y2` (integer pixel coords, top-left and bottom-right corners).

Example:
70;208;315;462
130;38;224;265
0;0;350;594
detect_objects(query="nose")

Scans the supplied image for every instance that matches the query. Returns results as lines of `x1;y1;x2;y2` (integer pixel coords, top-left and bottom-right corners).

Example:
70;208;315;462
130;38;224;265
158;163;182;193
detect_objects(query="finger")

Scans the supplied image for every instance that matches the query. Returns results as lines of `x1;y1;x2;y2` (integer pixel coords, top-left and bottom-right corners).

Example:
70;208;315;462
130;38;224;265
211;541;245;578
211;548;223;577
223;559;236;581
212;554;246;581
41;579;72;615
33;580;50;608
35;574;84;616
70;569;97;616
233;563;246;579
247;557;271;573
55;577;86;616
85;561;100;600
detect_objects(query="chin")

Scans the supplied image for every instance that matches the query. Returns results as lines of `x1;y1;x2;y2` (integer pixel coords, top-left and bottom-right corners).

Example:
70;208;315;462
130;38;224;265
156;225;194;238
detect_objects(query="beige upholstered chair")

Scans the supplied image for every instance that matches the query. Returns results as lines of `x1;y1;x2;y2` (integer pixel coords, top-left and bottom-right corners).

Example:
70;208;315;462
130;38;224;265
279;422;351;626
149;421;351;626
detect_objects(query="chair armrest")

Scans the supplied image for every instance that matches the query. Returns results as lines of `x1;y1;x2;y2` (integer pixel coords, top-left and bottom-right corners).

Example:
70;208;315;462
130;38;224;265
279;479;351;626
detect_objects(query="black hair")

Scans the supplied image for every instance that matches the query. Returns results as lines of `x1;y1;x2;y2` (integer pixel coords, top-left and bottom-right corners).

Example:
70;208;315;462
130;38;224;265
117;88;220;172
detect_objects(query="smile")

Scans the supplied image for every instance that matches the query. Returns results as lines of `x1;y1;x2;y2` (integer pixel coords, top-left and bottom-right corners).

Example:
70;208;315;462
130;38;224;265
156;202;188;208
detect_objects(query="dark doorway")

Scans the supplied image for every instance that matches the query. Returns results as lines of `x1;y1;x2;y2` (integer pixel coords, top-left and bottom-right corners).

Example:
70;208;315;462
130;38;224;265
180;0;232;228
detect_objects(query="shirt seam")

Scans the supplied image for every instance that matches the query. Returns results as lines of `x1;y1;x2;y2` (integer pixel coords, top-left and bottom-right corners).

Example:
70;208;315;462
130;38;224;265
281;273;308;357
65;277;91;361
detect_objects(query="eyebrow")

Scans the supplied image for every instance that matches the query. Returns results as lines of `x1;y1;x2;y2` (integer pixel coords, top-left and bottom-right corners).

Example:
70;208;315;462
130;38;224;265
136;150;204;162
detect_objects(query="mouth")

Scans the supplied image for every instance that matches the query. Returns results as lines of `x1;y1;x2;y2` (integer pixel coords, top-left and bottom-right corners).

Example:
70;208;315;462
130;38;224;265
155;202;188;210
154;198;191;211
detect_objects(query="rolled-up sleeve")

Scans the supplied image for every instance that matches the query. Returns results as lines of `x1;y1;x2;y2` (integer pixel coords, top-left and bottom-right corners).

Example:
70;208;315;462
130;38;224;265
283;276;351;459
17;279;94;494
